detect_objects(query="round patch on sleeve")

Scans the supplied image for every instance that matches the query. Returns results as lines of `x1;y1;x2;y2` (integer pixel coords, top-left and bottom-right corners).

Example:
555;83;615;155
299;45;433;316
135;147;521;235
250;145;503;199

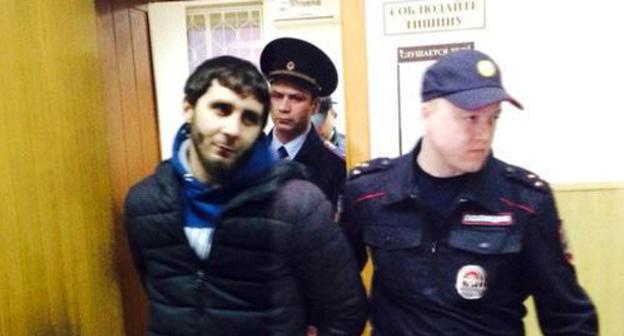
455;265;487;300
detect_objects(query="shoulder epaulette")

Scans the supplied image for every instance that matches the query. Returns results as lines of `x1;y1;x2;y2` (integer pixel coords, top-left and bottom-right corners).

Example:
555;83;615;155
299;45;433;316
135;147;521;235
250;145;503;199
503;165;550;193
322;139;346;159
348;157;392;180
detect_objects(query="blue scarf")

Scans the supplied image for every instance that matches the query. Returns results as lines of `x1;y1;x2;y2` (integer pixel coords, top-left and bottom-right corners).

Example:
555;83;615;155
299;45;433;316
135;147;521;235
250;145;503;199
170;124;275;228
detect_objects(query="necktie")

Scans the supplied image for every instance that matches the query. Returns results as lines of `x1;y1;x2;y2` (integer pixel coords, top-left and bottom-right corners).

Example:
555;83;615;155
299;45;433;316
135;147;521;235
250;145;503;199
277;146;289;160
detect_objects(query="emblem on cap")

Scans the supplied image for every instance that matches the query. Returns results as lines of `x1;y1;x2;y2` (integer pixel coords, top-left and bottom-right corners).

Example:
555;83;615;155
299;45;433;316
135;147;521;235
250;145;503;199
286;61;295;71
456;265;487;300
476;59;497;78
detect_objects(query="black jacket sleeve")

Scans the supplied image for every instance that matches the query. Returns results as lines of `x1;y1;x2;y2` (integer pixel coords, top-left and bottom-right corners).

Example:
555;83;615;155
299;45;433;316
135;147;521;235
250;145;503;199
287;182;368;336
123;186;148;288
524;192;598;335
338;182;369;271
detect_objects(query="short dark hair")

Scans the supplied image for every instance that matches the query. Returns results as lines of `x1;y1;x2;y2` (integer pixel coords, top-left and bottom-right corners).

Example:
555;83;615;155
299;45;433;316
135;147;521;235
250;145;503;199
184;56;271;127
318;96;335;116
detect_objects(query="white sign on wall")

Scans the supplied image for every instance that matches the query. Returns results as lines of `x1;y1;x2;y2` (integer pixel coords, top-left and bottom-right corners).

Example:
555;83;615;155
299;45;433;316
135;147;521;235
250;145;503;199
384;0;485;35
270;0;337;23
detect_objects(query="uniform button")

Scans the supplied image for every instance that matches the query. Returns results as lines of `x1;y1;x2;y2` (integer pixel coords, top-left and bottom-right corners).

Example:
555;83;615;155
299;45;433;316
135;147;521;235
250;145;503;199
506;166;515;173
352;169;361;175
458;197;468;203
478;242;491;250
527;173;537;179
534;181;544;187
359;162;370;168
381;159;390;166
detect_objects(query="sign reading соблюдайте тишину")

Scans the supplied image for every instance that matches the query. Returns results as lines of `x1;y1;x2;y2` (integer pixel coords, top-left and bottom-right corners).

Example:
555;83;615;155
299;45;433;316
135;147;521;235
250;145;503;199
384;0;485;35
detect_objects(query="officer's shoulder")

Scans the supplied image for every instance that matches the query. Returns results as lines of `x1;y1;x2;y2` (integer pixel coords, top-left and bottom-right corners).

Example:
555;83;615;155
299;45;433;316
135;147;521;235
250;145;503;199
348;157;393;180
322;140;346;160
501;162;550;193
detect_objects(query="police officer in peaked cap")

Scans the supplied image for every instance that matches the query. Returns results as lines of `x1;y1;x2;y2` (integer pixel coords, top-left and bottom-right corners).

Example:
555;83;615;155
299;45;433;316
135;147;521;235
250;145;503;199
261;37;346;210
340;49;598;335
312;96;347;158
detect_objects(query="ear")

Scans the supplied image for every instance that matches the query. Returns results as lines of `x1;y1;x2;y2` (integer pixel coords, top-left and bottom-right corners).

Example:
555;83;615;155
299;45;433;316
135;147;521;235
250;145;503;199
182;100;194;123
421;101;431;120
310;97;320;113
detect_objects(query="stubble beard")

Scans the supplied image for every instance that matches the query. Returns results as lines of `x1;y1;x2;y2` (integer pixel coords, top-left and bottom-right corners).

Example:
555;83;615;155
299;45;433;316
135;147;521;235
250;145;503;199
190;125;233;183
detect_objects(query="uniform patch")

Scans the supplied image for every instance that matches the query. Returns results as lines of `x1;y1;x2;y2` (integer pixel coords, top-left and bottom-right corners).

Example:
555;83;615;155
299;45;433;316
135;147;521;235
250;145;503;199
500;197;536;214
559;223;574;265
462;213;513;226
353;191;386;204
456;265;487;300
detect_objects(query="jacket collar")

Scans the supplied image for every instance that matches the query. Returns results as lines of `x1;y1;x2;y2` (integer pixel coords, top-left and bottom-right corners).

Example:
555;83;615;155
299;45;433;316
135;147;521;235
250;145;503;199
155;160;306;214
267;125;324;164
454;157;506;213
291;126;325;165
381;147;419;205
220;161;306;212
381;140;505;213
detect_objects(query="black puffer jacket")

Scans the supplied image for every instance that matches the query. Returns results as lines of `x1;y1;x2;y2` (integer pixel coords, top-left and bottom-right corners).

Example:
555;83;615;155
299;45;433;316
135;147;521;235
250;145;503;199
124;161;367;336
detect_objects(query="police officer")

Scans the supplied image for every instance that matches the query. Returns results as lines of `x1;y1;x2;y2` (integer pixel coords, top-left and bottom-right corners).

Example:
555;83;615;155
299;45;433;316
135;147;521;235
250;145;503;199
260;37;346;208
312;96;347;157
340;50;598;335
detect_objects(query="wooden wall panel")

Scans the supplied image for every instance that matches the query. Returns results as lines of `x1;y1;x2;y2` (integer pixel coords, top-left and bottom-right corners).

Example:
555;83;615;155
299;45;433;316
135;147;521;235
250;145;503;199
130;10;161;168
340;3;373;334
95;0;160;335
341;0;370;168
523;186;624;335
0;1;125;335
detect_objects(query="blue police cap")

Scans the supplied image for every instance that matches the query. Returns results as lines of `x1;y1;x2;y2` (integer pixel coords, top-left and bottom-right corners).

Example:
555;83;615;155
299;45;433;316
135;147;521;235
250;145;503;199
421;50;523;110
260;37;338;97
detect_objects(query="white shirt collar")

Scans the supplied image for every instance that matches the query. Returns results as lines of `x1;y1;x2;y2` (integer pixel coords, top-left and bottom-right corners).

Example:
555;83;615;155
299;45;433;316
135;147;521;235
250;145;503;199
270;125;311;160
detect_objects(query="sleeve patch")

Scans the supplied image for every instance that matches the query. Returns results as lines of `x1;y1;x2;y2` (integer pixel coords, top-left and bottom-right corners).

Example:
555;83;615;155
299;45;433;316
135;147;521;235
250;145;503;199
559;223;575;266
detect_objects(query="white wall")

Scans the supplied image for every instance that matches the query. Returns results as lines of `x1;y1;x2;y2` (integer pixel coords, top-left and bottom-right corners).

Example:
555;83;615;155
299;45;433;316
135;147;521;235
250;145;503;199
365;0;624;184
148;2;189;158
148;0;344;159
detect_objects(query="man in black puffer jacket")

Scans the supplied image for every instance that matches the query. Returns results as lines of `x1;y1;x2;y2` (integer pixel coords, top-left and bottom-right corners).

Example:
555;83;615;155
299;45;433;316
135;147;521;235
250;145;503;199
124;56;367;336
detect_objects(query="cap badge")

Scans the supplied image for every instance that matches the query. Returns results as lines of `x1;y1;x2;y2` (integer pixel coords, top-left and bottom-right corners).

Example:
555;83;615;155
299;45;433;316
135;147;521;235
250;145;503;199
286;61;296;71
456;265;487;300
476;59;497;78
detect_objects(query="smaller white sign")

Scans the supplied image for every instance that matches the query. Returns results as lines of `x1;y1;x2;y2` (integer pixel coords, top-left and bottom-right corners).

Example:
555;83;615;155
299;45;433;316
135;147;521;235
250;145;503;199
384;0;486;35
271;0;337;23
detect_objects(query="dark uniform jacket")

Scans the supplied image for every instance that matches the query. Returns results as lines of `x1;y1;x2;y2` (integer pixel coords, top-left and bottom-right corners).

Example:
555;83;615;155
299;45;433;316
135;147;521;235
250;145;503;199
340;144;598;335
125;161;367;336
275;127;346;208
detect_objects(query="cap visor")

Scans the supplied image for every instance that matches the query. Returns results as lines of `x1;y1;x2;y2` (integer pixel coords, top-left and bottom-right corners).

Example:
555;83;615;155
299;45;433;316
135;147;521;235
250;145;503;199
445;87;523;110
